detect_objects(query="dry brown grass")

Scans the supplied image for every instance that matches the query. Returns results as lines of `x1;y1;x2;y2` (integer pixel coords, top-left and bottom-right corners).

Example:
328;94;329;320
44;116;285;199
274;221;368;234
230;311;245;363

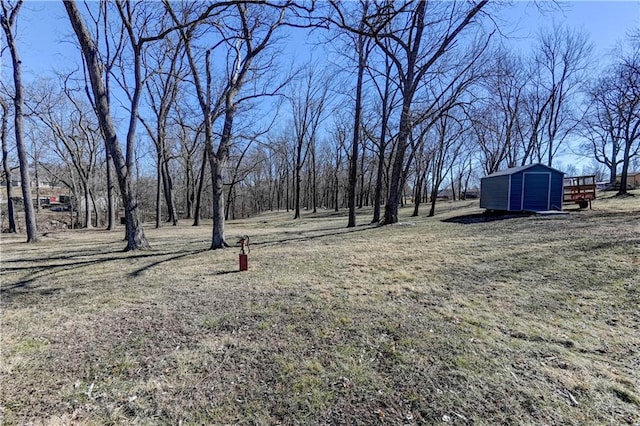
1;191;639;425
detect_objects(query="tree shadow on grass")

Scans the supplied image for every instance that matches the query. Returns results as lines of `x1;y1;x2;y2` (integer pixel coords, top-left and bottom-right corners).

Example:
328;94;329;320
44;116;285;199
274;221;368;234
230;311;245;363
129;249;208;277
1;280;64;299
1;251;162;277
250;222;377;248
215;270;240;275
1;249;208;304
0;246;131;266
441;212;534;225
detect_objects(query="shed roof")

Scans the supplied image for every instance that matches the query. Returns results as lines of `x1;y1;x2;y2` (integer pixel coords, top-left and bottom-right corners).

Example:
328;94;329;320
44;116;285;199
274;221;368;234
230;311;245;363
484;163;564;178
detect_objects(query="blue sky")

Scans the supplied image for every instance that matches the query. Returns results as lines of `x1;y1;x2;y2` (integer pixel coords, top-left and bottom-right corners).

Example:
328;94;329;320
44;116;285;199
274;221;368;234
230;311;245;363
2;1;639;174
6;1;639;80
506;1;639;59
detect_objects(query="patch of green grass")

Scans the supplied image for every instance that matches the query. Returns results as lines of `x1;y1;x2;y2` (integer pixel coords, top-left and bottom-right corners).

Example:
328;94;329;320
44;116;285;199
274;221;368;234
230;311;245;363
12;337;50;353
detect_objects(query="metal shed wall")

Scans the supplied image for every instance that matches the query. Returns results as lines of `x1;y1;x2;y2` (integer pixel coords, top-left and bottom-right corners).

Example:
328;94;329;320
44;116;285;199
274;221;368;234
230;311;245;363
522;172;552;210
480;175;510;210
510;173;524;210
549;172;564;210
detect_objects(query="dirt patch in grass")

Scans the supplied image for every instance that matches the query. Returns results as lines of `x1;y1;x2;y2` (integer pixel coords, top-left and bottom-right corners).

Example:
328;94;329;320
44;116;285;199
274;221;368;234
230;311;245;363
1;193;639;424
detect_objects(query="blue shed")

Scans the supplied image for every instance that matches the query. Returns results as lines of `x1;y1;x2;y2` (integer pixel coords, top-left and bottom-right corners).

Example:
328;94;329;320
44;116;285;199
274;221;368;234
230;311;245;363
480;163;565;212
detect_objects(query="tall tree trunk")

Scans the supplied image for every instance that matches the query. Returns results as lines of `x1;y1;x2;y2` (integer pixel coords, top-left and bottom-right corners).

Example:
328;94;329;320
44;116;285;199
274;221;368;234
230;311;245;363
155;152;162;228
209;92;235;249
64;0;149;250
303;166;310;210
311;140;317;213
31;145;42;213
69;176;79;230
285;164;290;212
608;147;617;184
101;1;116;232
0;98;16;233
276;172;282;211
83;180;93;228
1;0;37;242
428;184;438;217
372;55;392;224
358;140;366;209
617;141;632;196
105;147;116;230
193;146;207;226
210;157;227;248
89;187;99;228
450;168;456;201
161;157;177;225
33;148;40;212
383;98;412;224
412;175;422;217
186;154;194;219
372;142;386;223
348;32;366;227
294;150;302;219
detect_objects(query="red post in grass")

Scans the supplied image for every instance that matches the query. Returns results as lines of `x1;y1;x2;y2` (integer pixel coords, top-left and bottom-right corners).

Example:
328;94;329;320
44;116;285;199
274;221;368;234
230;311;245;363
238;236;249;271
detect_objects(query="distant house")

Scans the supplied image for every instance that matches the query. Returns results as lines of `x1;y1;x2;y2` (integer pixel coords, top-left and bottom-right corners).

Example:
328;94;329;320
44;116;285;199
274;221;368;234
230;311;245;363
616;172;640;188
480;163;565;212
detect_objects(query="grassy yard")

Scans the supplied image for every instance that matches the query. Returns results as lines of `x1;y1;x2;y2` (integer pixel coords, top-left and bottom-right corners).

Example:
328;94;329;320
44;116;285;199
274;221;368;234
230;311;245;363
1;192;639;425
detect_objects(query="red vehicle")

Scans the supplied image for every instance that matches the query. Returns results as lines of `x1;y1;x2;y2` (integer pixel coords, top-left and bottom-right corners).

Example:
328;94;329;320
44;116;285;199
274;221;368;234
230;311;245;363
563;175;596;209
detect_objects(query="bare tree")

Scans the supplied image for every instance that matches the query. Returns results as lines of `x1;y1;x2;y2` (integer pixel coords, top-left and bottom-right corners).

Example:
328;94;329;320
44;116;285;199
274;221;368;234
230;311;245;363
289;66;331;220
64;0;149;250
409;123;432;217
173;102;203;221
333;1;489;224
329;119;348;212
613;37;640;195
366;49;399;224
332;0;374;227
94;0;122;231
138;32;187;227
192;145;208;226
527;24;592;167
582;75;627;183
471;49;527;174
451;143;474;201
1;0;37;242
0;96;16;232
267;133;294;212
168;1;295;248
29;79;101;229
427;110;466;217
582;33;639;194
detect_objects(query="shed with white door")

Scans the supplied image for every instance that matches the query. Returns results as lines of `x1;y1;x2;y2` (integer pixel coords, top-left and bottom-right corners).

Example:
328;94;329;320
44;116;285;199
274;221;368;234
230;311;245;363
480;163;564;212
